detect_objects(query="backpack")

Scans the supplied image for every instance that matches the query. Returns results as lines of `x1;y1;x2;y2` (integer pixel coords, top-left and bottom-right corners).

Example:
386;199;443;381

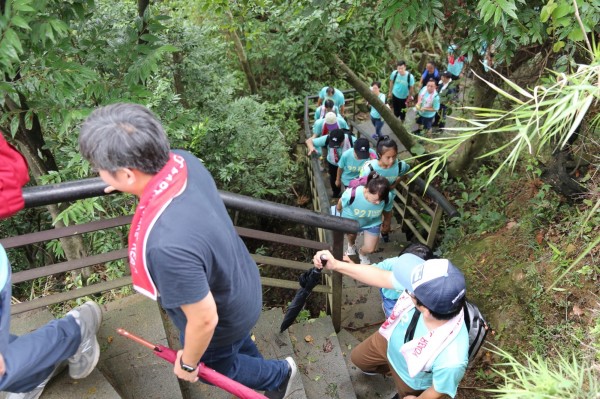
346;164;391;206
0;131;30;218
392;70;414;88
404;300;490;363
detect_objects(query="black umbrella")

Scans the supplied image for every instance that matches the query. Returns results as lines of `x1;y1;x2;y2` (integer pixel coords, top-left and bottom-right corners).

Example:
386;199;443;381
279;256;326;333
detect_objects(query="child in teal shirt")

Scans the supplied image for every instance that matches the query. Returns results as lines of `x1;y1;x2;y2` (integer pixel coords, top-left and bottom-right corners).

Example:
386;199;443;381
337;172;393;264
336;138;377;189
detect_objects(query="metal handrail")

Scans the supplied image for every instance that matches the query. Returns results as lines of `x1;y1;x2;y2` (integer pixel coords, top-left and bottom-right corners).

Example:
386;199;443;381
22;178;359;234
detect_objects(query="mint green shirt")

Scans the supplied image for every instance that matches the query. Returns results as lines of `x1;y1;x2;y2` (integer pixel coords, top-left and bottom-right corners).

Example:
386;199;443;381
318;87;345;108
417;88;440;119
373;253;424;300
370;93;387;119
340;187;393;229
386;308;469;397
312;134;355;166
338;148;377;186
360;159;410;186
390;70;415;99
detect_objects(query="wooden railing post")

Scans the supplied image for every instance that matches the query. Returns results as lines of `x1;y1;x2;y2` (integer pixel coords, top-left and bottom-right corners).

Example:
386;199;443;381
331;230;344;332
426;204;443;248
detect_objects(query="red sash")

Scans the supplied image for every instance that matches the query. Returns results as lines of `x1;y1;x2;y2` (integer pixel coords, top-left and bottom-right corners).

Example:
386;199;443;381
128;153;187;300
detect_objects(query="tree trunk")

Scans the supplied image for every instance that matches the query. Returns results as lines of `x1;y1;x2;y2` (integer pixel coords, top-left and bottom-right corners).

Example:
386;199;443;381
446;56;498;178
333;55;417;152
3;93;91;280
137;0;150;44
226;11;258;95
172;51;189;108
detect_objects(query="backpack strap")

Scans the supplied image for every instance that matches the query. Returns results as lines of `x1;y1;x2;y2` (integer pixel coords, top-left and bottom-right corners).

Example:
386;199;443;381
404;308;421;343
348;186;357;205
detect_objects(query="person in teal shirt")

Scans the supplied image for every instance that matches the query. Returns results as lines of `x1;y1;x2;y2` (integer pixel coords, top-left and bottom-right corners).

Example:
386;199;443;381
310;253;469;399
312;112;349;137
374;243;434;317
306;129;355;198
336;173;393;264
317;86;345;115
414;80;440;136
360;136;410;242
336;138;377;189
315;99;340;120
446;44;466;80
369;81;387;139
388;61;416;122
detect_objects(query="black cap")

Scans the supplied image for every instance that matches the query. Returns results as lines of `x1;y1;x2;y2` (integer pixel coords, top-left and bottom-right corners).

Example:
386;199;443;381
354;138;370;159
328;129;345;148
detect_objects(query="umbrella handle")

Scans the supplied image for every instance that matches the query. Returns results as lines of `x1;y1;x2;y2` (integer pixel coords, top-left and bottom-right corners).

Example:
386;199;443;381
116;328;159;350
320;254;328;269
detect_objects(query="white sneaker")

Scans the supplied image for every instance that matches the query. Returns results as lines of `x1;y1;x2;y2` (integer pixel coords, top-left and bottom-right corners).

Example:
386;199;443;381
359;253;371;264
67;301;102;379
345;245;357;256
264;357;298;399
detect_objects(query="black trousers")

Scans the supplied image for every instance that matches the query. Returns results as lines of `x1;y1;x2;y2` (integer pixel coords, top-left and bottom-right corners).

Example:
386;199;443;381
328;161;341;198
391;95;408;121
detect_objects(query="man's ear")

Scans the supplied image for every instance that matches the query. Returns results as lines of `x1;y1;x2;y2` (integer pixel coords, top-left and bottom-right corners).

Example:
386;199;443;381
121;168;136;184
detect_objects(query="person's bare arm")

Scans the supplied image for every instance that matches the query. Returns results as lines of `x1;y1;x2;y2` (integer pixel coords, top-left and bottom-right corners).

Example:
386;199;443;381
305;137;318;155
313;250;394;289
173;293;218;382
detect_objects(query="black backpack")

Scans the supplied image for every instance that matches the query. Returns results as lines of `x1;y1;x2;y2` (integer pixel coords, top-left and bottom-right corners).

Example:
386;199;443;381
404;300;490;363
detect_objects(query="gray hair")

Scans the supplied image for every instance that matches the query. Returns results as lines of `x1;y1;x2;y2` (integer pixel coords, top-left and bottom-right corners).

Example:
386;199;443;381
79;103;170;174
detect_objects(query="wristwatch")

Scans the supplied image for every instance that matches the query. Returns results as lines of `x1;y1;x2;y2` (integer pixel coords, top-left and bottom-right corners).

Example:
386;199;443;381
179;356;197;373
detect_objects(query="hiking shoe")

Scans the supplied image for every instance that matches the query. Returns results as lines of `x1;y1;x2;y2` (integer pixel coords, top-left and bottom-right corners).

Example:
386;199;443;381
359;253;371;264
371;133;380;140
360;369;378;376
5;361;67;399
345;244;357;256
67;301;102;379
264;357;298;399
381;232;390;243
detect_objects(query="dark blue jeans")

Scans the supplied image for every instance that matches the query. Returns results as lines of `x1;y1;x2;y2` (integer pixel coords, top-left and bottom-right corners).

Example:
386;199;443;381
199;333;289;391
0;246;81;393
371;117;384;138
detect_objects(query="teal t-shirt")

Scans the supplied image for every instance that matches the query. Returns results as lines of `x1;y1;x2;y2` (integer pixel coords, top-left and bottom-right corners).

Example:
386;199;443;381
386;307;469;397
313;116;349;137
373;253;424;300
390;70;415;99
312;134;355;166
370;93;387;119
340;187;393;229
447;57;465;77
417;88;440;119
360;159;410;186
318;87;345;108
315;105;340;120
338;148;378;186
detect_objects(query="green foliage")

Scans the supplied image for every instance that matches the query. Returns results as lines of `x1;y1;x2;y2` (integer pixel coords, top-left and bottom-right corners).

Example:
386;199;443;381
488;346;599;398
190;96;299;199
439;167;508;250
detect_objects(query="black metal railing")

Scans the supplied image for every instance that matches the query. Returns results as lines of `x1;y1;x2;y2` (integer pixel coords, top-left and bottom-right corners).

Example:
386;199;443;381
1;179;358;331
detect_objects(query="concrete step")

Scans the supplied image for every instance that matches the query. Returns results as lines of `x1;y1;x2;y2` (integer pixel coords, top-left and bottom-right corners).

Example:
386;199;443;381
97;294;183;399
0;307;121;399
289;316;356;399
336;329;396;399
41;368;122;399
341;286;386;342
185;307;307;399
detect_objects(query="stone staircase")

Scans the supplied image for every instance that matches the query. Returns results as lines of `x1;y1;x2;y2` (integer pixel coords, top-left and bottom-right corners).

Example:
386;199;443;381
4;223;408;399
